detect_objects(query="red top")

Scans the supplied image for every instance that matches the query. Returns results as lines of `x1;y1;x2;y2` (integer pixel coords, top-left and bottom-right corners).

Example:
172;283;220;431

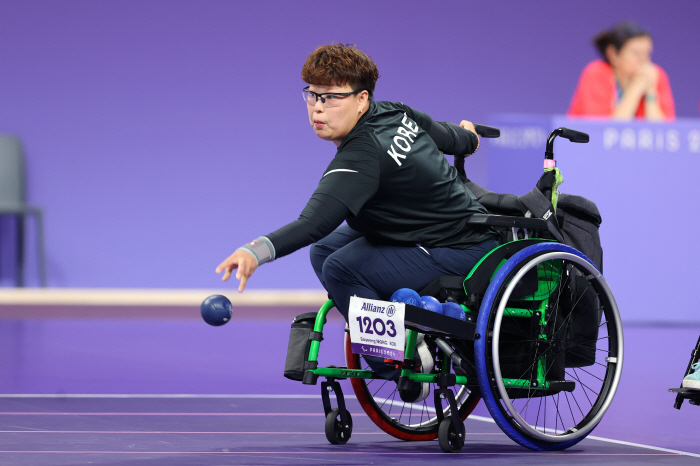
567;60;675;119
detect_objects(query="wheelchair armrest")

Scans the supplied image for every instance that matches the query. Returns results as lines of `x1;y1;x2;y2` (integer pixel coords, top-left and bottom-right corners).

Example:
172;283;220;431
468;213;549;231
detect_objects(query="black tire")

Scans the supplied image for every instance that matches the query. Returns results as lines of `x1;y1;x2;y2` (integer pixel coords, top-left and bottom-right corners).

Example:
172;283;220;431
475;243;623;450
324;408;352;445
438;416;465;453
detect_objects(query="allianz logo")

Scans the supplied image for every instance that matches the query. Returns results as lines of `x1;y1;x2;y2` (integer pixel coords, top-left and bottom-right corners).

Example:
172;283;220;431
603;127;700;153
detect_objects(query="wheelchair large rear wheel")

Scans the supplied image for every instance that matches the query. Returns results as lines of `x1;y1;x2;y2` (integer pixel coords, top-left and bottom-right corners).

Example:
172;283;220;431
345;332;480;441
475;242;623;450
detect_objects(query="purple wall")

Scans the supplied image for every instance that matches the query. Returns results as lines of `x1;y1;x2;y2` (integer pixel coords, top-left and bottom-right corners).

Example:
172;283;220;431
1;0;699;292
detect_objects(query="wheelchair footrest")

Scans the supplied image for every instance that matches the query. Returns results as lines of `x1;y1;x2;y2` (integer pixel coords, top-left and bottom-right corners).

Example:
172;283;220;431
547;380;576;392
313;366;376;380
669;388;700;407
503;380;576;399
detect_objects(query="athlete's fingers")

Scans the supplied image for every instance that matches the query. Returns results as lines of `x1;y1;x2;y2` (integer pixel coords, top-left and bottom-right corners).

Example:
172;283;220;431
238;274;249;293
216;256;234;274
235;254;249;278
235;258;245;280
216;250;256;288
216;254;240;280
459;120;476;134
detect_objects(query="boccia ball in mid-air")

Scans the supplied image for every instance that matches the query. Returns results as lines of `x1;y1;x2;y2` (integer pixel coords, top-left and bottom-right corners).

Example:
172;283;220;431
420;296;443;314
390;288;422;307
201;295;233;326
442;302;466;321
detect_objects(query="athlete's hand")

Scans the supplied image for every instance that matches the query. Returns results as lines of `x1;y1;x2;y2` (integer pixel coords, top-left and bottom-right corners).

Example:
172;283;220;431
459;120;477;136
215;250;258;293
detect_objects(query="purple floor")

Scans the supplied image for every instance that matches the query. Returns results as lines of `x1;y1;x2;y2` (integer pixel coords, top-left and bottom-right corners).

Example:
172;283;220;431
0;305;699;464
0;397;697;465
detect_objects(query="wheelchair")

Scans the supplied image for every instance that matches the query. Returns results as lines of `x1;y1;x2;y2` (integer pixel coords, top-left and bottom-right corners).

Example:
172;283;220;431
286;125;624;453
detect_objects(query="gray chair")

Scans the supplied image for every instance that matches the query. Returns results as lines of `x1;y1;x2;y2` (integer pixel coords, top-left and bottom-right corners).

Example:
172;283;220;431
0;135;46;287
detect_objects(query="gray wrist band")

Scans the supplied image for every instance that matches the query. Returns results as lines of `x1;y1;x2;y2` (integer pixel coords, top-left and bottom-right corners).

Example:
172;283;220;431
237;236;276;266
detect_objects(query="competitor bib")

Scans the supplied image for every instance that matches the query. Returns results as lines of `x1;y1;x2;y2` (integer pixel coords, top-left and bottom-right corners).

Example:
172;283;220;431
348;296;406;360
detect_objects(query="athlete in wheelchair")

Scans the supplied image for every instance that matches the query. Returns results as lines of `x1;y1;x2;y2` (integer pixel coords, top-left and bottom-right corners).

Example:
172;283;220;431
216;43;623;453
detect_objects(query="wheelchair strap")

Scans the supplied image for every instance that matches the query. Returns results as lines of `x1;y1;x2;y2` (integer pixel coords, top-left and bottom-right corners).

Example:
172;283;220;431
519;188;565;243
308;331;324;342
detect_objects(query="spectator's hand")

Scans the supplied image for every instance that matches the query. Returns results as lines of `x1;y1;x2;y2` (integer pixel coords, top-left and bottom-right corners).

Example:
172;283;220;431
459;120;476;135
215;250;258;292
639;62;659;93
630;62;659;95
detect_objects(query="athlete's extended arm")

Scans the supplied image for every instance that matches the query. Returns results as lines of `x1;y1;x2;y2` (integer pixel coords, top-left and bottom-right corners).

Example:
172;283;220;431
215;194;350;292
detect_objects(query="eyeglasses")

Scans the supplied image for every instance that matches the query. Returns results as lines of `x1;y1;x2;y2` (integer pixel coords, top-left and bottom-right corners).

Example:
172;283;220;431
302;86;362;108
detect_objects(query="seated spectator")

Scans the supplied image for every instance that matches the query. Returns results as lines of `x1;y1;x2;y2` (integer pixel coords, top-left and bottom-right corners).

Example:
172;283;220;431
568;22;675;121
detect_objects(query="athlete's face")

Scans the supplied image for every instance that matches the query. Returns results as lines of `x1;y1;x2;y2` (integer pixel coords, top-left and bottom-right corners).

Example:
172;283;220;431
306;84;369;147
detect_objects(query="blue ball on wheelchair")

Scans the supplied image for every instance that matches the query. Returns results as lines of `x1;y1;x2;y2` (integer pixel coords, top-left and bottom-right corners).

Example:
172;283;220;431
442;302;466;321
420;295;443;314
201;294;233;326
390;288;422;307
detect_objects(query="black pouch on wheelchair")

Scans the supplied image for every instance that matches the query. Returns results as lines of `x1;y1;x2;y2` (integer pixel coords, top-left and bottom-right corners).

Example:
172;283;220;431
561;267;602;368
557;193;603;272
283;312;325;381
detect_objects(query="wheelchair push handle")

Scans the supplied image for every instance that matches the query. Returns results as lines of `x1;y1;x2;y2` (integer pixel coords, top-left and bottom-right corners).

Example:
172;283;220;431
453;124;499;182
474;124;500;138
560;128;589;143
545;127;589;160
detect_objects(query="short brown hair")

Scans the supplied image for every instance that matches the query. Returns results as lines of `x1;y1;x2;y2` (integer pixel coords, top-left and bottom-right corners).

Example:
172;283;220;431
301;43;379;99
593;22;651;62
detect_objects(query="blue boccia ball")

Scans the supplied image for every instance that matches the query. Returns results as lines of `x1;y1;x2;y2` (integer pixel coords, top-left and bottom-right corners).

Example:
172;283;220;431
201;294;233;327
442;302;466;321
390;288;422;307
421;296;443;314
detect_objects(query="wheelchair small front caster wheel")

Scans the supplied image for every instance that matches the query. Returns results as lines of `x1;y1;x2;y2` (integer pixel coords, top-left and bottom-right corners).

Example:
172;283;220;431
438;416;465;453
325;408;353;444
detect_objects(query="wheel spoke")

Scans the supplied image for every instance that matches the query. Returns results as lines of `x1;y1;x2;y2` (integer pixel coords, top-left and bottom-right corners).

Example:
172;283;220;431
569;368;597;405
553;392;566;434
564;391;576;424
543;390;547;434
518;393;536;418
372;380;389;399
575;365;605;382
387;389;397;415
